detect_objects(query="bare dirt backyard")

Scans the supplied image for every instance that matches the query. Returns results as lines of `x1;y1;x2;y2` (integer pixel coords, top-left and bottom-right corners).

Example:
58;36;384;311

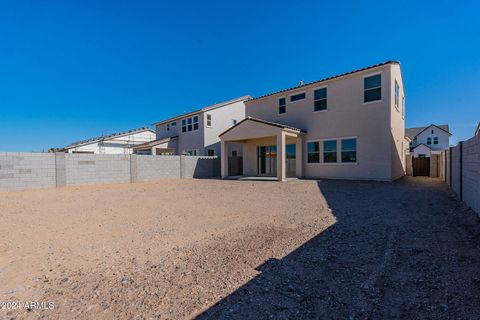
1;177;480;319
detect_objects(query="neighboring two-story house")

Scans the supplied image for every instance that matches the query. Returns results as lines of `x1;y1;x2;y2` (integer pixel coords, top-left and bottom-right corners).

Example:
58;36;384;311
405;124;451;158
135;96;250;156
219;61;406;181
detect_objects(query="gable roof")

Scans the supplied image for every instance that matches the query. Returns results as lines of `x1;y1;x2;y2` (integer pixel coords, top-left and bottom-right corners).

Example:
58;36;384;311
412;143;432;150
132;136;178;150
153;95;251;126
219;116;307;137
247;60;400;102
64;127;154;149
405;124;451;140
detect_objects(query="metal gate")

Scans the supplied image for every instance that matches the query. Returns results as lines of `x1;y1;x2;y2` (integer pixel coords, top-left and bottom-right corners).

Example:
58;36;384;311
413;157;430;176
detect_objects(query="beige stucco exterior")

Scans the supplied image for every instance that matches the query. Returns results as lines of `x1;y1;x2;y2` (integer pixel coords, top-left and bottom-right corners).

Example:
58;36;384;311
220;61;406;181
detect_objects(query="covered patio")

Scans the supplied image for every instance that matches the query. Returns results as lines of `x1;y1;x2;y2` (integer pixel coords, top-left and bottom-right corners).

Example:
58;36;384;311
219;117;306;181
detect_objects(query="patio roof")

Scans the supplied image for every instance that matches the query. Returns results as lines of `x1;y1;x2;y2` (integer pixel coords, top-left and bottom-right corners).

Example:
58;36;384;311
219;117;306;138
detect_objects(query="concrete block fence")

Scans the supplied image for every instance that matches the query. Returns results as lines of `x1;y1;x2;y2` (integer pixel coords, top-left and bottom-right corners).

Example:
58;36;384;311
440;134;480;216
0;153;220;192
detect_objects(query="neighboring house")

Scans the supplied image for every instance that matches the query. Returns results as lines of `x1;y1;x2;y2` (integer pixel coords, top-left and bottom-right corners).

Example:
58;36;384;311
142;96;250;156
220;61;406;181
405;124;451;157
63;127;156;154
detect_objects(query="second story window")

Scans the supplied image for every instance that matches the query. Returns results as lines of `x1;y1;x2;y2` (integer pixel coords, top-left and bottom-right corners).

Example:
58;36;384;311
167;124;170;131
206;114;212;127
314;88;327;111
279;98;286;114
427;137;432;145
394;80;400;108
364;74;382;103
434;137;438;144
290;92;306;102
181;116;199;133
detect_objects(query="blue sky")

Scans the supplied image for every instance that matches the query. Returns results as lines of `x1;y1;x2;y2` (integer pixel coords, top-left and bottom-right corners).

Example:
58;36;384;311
1;0;479;151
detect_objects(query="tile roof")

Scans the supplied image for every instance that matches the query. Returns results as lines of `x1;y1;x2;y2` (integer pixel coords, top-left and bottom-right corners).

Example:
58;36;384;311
405;124;451;140
65;127;154;149
247;60;400;102
219;116;306;137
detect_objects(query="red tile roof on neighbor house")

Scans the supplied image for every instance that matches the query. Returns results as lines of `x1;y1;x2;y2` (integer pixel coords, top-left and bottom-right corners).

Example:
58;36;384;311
219;116;307;137
247;60;400;102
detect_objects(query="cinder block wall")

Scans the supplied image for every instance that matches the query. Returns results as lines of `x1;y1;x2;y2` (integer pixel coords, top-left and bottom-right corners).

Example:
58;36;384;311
451;146;461;195
0;153;56;191
133;155;181;182
65;154;131;186
0;153;220;192
462;135;480;214
182;156;220;178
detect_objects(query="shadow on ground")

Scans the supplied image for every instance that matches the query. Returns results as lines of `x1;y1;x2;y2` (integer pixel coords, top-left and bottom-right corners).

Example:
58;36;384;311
196;177;480;319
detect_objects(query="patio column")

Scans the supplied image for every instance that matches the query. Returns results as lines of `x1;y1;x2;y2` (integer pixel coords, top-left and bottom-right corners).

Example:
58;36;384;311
296;135;303;178
221;140;228;178
277;131;286;182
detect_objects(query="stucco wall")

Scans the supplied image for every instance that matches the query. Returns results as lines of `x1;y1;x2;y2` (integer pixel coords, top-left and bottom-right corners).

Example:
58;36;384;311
244;63;399;181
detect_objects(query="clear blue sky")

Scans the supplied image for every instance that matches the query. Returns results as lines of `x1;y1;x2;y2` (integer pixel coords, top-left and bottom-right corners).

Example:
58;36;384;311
1;0;479;151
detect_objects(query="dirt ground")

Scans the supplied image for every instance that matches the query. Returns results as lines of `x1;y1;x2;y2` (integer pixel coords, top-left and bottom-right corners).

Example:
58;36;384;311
1;177;479;319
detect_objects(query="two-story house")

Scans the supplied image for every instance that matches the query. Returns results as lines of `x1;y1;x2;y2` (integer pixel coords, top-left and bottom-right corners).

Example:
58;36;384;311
219;61;406;181
405;124;451;158
135;96;250;156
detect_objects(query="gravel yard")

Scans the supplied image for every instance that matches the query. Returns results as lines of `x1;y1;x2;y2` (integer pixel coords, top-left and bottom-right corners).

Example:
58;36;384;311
1;177;479;319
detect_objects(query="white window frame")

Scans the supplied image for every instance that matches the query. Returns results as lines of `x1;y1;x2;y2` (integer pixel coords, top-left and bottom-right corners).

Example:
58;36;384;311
313;85;328;112
289;91;306;104
206;114;212;127
306;141;320;164
182;116;199;133
363;71;383;105
394;80;400;111
278;96;287;115
306;136;358;166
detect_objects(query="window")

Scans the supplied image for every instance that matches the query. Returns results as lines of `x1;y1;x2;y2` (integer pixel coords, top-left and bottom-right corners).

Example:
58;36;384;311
184;149;198;156
323;140;337;163
402;96;405;119
434;137;438;144
307;141;320;163
231;150;238;157
431;129;434;134
207;149;215;156
167;124;170;131
181;116;199;132
206;114;212;127
279;98;286;114
427;137;432;145
314;88;327;111
171;122;176;126
341;138;357;163
232;119;237;125
193;116;199;130
394;80;400;108
290;92;306;102
364;74;382;102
